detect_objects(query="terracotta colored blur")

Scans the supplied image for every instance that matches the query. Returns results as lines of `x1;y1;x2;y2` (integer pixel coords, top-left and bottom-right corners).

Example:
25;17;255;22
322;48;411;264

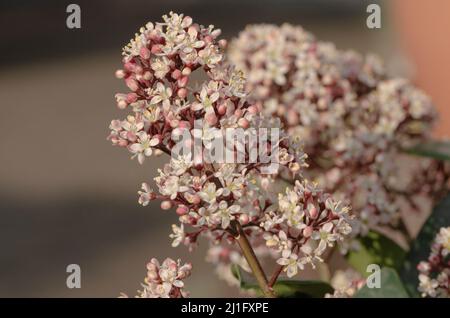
392;0;450;138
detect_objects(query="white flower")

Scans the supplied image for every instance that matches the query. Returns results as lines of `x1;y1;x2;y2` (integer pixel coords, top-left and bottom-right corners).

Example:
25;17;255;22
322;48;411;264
138;182;154;206
196;205;216;227
170;154;193;176
122;116;144;135
150;82;173;109
143;104;161;123
191;84;220;113
278;188;305;229
212;200;240;229
148;283;172;298
198;44;222;68
129;131;160;164
276;250;303;277
418;274;439;298
312;222;338;256
169;224;185;247
182;27;205;53
221;176;245;198
436;227;450;256
156;172;188;200
298;242;323;269
264;230;291;252
151;57;171;79
198;182;222;205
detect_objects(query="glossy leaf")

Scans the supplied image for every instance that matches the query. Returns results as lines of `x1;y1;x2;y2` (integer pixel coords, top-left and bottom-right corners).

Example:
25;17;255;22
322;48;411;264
346;230;406;277
355;267;409;298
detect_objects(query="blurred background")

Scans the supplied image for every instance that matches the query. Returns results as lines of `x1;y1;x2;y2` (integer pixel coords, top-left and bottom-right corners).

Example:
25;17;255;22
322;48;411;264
1;0;449;297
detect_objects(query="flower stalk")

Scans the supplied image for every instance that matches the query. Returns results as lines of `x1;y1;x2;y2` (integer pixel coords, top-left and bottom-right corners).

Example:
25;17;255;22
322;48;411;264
231;220;276;298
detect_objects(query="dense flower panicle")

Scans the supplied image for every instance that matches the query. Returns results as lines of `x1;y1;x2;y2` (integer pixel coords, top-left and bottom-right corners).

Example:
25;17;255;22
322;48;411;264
109;15;308;234
417;227;450;298
120;258;192;298
109;13;353;287
229;23;450;245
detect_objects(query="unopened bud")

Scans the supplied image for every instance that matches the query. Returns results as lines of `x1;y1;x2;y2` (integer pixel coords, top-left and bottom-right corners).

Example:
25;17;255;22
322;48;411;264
176;205;189;216
115;69;125;79
303;226;313;238
177;88;187;99
239;214;250;225
161;201;172;210
125;78;139;91
205;112;218;125
139;47;151;59
182;67;191;76
172;69;182;80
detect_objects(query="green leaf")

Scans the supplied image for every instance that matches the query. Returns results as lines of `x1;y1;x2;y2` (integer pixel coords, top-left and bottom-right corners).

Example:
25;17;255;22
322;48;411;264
346;230;406;277
403;140;450;161
400;194;450;297
231;264;333;298
354;267;409;298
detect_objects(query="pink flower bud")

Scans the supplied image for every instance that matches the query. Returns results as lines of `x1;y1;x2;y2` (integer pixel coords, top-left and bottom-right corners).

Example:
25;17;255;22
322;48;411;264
125;78;139;91
176;205;189;216
234;109;243;118
218;39;227;49
239;214;249;225
303;226;313;238
161;201;172;210
177;76;188;88
219;248;230;259
117;139;128;147
126;93;138;103
204;35;212;44
205;112;218;125
146;262;158;272
151;44;162;54
309;206;318;219
182;67;191;76
115;69;125;79
171;69;182;80
248;105;258;114
139;47;151;59
178;121;190;129
217;103;227;115
117;100;128;109
191;194;201;205
124;62;135;72
177;88;187;99
238;118;249;128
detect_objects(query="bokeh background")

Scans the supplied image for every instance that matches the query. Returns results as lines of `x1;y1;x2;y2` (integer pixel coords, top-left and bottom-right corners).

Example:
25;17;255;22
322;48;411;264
1;0;449;297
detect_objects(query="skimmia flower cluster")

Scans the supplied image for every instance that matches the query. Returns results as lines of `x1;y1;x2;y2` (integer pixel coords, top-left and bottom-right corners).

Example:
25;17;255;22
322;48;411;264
120;258;192;298
417;227;450;298
262;180;352;277
108;13;353;296
229;24;450;246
